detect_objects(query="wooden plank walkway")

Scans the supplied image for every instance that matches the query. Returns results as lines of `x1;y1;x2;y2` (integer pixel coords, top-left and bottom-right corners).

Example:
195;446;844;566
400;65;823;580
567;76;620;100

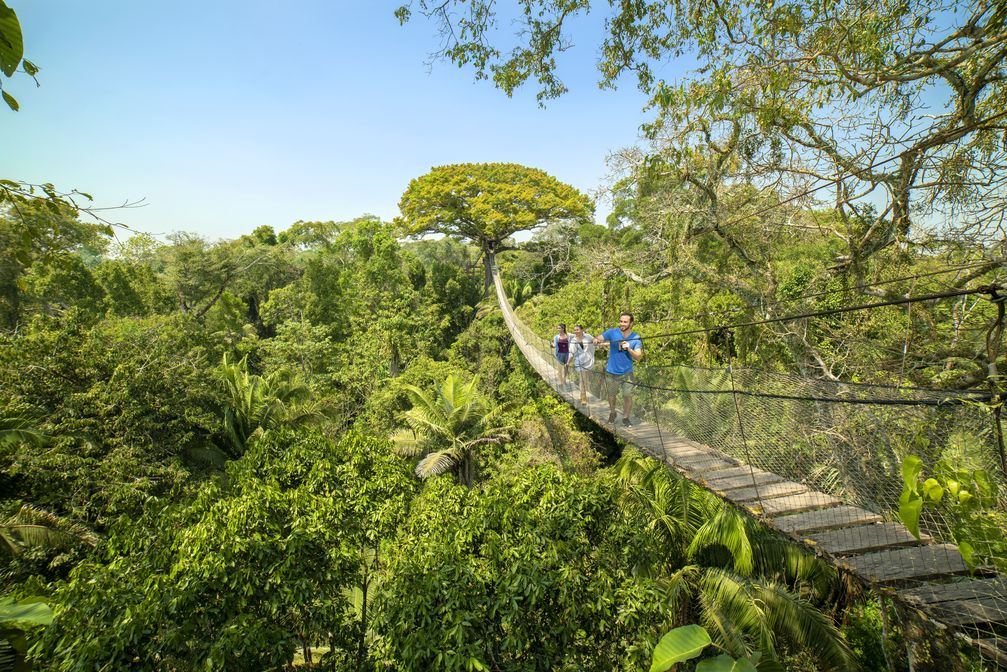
491;264;1007;667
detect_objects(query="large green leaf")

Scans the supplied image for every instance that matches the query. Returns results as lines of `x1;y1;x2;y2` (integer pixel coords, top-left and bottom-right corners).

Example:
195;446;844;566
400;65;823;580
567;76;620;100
696;655;759;672
0;597;52;626
0;1;23;78
973;469;994;502
958;540;976;572
922;478;943;502
650;624;712;672
901;455;923;492
898;491;923;539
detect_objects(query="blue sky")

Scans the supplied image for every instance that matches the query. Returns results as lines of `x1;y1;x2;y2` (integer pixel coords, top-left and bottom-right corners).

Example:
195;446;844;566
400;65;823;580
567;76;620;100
3;1;666;240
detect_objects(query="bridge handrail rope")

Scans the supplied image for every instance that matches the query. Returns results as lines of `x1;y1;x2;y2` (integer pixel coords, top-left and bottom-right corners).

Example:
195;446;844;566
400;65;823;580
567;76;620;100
491;257;1007;667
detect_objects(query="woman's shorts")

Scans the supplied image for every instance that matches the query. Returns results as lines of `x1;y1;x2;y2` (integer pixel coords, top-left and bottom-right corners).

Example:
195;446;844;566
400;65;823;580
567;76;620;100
556;352;570;364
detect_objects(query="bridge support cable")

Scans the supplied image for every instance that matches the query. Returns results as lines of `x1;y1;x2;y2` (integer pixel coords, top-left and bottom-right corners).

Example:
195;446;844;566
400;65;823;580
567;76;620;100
490;258;1007;668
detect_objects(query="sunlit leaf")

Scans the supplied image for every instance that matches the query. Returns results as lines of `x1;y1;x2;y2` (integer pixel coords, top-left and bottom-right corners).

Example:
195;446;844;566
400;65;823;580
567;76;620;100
650;624;711;672
0;0;24;77
901;455;922;492
958;540;976;572
0;597;51;627
2;88;17;111
922;478;943;502
898;491;923;539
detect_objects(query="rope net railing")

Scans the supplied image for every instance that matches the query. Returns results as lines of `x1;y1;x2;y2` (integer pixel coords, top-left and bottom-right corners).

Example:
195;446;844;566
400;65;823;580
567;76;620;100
492;266;1007;667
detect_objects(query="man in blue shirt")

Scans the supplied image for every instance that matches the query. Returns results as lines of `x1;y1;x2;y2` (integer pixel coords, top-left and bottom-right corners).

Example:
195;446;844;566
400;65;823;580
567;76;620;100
593;312;642;426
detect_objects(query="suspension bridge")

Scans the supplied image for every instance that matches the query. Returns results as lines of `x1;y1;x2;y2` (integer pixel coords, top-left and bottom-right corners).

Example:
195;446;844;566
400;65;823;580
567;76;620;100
491;261;1007;668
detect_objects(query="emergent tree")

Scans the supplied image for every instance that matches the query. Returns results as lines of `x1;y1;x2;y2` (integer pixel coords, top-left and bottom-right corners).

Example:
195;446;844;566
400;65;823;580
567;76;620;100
396;162;592;294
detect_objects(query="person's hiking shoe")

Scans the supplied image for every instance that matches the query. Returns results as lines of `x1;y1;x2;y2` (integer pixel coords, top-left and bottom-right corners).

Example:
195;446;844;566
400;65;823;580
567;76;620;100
622;417;632;428
607;411;617;424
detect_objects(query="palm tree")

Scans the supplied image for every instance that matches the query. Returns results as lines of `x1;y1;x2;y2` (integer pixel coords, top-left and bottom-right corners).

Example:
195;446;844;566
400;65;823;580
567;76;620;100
218;354;331;457
615;450;853;671
393;375;511;487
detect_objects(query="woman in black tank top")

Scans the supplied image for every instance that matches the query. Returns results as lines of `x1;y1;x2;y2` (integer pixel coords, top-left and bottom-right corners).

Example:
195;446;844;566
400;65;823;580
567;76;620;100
553;324;571;387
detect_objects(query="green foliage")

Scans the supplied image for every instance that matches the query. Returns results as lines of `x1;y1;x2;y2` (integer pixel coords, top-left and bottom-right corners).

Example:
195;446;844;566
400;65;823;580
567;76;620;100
616;452;852;671
842;600;896;672
376;466;670;671
0;597;50;627
0;595;51;672
256;318;338;378
0;196;111;329
613;449;711;566
897;452;1005;571
0;311;225;525
398;163;592;252
0;505;97;559
359;356;469;438
504;277;535;307
38;428;414;671
0;416;46;449
93;259;171;317
21;253;105;319
491;392;602;477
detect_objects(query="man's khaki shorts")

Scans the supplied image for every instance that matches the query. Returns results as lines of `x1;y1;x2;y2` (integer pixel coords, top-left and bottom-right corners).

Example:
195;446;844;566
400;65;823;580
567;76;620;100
605;371;634;399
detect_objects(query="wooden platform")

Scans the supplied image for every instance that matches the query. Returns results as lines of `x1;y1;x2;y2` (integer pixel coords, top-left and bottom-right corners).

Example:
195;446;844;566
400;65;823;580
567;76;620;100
491;264;1007;666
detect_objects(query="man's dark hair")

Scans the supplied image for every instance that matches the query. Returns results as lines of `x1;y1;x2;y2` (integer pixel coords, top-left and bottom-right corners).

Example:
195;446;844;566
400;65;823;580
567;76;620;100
620;312;634;323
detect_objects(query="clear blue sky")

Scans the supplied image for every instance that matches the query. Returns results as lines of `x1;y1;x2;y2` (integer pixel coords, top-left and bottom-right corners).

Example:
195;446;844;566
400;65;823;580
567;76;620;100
3;1;667;241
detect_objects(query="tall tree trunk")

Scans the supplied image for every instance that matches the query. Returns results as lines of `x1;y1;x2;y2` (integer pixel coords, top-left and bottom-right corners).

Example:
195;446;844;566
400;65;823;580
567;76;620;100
482;251;495;298
389;342;401;378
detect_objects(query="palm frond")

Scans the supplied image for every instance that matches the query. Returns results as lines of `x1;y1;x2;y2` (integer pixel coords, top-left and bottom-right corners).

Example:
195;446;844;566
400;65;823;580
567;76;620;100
697;568;763;660
613;448;653;485
462;432;511;450
1;505;97;556
757;581;853;672
402;409;455;442
689;505;754;575
660;564;700;617
391;429;424;457
283;398;334;428
397;375;503;486
218;353;321;456
415;450;457;479
0;417;48;448
751;531;838;600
